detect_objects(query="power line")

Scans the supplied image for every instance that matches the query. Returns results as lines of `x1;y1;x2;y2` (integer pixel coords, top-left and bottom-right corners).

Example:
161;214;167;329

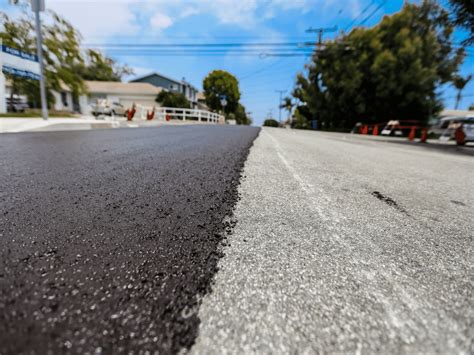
84;42;314;48
359;0;387;26
344;0;378;31
239;58;287;81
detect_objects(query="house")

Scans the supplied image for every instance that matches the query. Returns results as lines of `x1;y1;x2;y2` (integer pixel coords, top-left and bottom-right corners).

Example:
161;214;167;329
51;82;74;112
130;73;198;108
196;92;208;110
4;79;74;112
79;81;163;115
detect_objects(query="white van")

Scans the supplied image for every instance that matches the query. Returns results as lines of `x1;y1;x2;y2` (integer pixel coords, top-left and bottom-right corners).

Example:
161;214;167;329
436;116;474;144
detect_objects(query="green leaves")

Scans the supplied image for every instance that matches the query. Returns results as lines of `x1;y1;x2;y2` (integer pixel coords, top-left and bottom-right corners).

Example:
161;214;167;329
202;70;250;125
203;70;240;113
1;10;132;108
449;0;474;45
292;1;465;130
155;91;191;109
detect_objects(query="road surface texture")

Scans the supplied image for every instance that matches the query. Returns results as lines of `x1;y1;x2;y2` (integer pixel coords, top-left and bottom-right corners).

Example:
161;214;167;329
192;128;473;354
0;125;259;354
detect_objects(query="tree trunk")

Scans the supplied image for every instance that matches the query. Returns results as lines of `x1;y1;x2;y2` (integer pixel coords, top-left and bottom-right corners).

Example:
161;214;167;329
455;90;462;110
9;81;16;112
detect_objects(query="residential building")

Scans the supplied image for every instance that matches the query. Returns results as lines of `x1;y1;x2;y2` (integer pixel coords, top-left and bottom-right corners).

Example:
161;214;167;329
51;82;74;112
196;91;208;110
130;72;198;108
4;79;74;112
79;81;163;115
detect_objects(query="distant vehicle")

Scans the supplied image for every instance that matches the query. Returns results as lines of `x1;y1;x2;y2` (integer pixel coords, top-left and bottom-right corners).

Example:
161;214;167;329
6;96;29;113
435;116;474;144
381;120;422;136
91;100;127;117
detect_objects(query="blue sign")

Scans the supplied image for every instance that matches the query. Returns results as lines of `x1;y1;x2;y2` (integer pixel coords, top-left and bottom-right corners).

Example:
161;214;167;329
2;65;40;81
1;45;38;62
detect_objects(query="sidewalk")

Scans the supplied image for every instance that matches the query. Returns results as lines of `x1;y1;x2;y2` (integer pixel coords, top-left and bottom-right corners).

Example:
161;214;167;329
318;131;474;156
0;116;218;133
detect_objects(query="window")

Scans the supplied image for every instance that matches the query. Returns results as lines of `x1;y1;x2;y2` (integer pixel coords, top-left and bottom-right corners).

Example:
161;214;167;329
61;92;68;107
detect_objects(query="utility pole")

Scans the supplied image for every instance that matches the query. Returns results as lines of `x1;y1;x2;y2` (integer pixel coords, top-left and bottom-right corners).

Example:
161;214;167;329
305;26;338;51
275;90;286;124
32;0;48;120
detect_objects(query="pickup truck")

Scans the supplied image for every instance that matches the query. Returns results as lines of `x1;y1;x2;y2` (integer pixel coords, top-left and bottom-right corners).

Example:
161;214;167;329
91;100;127;117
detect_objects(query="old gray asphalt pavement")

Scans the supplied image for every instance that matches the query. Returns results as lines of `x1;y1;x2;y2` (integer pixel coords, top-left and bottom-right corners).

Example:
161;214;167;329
192;128;473;354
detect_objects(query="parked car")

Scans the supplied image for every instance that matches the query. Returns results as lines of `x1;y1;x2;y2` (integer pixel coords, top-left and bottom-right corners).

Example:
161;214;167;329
436;116;474;144
91;100;127;117
380;120;422;136
6;97;29;112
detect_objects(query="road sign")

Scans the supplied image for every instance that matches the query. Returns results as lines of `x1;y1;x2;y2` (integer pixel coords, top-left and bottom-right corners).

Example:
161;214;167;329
1;45;41;80
2;0;47;118
0;44;41;113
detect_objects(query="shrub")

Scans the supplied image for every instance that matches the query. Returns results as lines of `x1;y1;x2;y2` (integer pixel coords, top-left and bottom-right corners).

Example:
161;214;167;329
263;119;279;127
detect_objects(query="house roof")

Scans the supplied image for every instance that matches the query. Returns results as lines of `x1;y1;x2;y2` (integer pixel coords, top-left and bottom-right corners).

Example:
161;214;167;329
130;72;198;91
196;92;206;101
85;81;163;95
440;109;474;117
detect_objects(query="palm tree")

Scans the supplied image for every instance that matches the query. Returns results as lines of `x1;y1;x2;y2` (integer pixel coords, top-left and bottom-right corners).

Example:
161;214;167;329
453;74;472;109
280;97;294;124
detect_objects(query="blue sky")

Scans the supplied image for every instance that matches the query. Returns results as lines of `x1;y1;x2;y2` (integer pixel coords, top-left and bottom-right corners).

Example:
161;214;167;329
1;0;473;125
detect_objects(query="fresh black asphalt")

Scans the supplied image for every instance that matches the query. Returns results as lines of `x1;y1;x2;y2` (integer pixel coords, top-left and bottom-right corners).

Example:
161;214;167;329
0;125;260;354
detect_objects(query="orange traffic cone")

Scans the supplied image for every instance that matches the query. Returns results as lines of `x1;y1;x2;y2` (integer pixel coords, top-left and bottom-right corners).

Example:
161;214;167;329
408;126;416;141
127;104;136;121
420;128;428;143
373;125;379;136
455;125;466;146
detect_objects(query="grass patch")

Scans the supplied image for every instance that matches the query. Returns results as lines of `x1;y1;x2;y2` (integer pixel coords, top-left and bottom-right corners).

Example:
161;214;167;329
0;110;76;118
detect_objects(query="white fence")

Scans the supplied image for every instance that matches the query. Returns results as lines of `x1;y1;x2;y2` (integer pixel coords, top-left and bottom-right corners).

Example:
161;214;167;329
135;106;224;124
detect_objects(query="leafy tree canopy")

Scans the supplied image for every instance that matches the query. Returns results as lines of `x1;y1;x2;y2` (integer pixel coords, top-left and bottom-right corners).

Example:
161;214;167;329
227;103;252;125
292;0;465;131
449;0;474;45
202;70;251;125
155;91;191;109
203;70;240;113
75;49;134;82
263;119;279;127
0;10;132;108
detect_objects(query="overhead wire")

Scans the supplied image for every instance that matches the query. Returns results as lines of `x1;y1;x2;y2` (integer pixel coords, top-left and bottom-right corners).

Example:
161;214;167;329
344;0;378;31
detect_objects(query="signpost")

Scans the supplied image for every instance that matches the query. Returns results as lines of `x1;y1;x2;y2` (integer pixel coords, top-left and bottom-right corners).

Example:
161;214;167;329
32;0;48;120
0;42;41;114
1;0;47;119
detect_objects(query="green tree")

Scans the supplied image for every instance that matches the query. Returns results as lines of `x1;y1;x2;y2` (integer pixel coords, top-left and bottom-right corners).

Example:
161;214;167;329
0;10;132;109
231;103;252;125
74;49;133;82
203;70;240;113
263;119;279;127
280;97;294;123
452;74;472;109
469;103;474;110
291;1;464;131
155;91;191;108
449;0;474;45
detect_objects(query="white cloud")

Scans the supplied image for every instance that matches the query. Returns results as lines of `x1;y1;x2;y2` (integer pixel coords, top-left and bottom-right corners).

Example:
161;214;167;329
150;12;173;30
179;7;200;19
47;1;139;41
43;0;364;42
